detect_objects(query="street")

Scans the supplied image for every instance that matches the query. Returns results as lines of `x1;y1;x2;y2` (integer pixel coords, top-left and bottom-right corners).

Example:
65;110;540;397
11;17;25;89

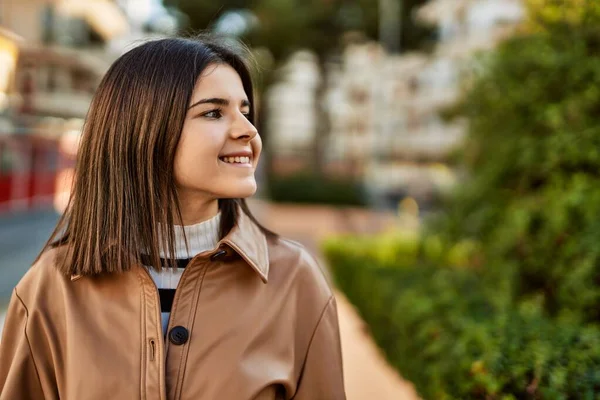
0;210;59;306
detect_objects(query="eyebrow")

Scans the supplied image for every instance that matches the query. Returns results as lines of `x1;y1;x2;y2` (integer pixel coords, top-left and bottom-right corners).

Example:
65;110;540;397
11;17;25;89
188;97;250;110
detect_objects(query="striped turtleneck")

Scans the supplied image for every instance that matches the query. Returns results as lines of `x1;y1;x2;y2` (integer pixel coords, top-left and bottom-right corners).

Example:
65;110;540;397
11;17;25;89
144;213;221;336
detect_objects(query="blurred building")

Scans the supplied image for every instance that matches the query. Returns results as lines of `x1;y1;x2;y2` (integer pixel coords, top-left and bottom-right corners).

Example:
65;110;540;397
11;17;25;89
0;0;178;214
0;0;114;213
265;51;321;175
266;0;525;210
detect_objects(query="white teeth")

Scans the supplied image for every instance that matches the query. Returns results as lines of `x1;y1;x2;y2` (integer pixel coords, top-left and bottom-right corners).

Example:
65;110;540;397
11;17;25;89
221;156;251;164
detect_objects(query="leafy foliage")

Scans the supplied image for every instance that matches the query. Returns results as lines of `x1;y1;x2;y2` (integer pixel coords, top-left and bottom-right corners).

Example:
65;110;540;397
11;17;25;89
324;0;600;397
168;0;435;60
440;0;600;323
324;231;600;398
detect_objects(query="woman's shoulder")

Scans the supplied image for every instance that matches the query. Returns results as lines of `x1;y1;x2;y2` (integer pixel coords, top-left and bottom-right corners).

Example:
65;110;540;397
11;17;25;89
13;246;71;306
266;236;334;300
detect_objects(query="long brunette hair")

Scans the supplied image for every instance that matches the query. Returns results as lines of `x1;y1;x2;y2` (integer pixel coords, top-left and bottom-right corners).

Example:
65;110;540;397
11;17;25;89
40;35;275;276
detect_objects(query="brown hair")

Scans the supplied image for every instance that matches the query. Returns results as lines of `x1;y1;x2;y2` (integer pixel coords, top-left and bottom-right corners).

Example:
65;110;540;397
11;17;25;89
39;35;276;276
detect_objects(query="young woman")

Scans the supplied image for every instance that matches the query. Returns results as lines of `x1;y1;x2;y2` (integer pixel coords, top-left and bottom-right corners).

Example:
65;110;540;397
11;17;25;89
0;36;345;400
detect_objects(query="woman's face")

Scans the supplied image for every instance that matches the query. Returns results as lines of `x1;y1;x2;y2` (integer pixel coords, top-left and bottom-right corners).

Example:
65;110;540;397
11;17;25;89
174;63;261;208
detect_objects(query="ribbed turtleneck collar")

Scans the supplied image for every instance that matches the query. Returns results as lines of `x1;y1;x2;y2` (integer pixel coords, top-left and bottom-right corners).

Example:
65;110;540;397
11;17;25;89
159;212;221;259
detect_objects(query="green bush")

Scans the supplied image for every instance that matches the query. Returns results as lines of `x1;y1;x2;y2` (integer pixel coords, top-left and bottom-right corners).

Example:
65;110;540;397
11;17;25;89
436;0;600;323
324;235;600;398
324;1;600;397
267;172;367;206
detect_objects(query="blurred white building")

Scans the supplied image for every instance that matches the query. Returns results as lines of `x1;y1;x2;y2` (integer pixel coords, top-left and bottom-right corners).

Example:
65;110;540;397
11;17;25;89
265;51;321;174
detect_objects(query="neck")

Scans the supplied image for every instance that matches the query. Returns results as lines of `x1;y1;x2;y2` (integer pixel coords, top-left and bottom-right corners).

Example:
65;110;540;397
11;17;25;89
176;196;219;226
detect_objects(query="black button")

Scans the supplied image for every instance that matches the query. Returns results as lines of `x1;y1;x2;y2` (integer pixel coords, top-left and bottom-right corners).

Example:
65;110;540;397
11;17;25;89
169;326;189;345
210;249;228;261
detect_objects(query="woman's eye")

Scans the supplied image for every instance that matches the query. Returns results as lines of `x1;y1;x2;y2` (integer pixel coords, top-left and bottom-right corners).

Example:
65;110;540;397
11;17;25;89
242;113;251;120
202;110;222;119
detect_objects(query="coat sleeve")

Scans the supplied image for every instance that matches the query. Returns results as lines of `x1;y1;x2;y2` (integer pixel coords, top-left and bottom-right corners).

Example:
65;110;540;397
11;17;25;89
0;289;46;400
293;296;346;400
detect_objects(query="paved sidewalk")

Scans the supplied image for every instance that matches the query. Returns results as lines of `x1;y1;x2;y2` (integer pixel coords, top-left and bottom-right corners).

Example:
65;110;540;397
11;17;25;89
253;201;420;400
336;294;419;400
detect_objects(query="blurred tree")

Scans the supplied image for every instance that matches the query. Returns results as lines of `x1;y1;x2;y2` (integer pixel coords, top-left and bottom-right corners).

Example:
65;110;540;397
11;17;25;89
166;0;434;59
166;0;435;171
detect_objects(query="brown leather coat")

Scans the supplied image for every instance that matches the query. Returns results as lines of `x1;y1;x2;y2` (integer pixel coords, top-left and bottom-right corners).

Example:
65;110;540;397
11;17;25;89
0;212;345;399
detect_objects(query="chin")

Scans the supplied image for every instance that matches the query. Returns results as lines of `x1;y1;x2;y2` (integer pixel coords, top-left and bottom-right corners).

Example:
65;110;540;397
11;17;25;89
220;181;257;199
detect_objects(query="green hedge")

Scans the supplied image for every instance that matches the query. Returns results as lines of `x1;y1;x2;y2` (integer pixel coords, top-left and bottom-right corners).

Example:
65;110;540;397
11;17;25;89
324;235;600;398
323;1;600;398
267;172;367;206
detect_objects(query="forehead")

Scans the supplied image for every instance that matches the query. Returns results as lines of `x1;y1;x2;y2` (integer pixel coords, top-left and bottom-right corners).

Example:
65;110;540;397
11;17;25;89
191;63;248;101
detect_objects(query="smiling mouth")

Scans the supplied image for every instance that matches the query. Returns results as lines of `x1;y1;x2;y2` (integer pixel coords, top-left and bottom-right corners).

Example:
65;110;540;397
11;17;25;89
219;156;252;165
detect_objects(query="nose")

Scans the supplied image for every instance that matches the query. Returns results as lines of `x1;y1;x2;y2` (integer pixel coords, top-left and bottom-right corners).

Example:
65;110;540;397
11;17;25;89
230;112;258;141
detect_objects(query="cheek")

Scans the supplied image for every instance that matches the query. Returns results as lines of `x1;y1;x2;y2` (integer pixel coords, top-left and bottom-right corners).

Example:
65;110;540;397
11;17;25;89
173;127;221;185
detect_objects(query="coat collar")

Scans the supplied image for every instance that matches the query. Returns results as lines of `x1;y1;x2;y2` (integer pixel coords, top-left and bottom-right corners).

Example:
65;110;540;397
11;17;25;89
218;208;270;283
71;206;270;283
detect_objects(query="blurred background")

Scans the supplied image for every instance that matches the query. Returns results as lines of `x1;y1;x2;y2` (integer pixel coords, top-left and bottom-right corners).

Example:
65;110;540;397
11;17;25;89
2;0;599;398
